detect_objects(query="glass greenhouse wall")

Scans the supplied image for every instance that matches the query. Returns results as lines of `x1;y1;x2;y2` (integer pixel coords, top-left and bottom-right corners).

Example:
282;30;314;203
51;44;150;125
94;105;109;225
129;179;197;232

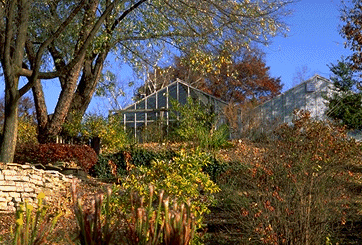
112;79;228;142
238;75;333;136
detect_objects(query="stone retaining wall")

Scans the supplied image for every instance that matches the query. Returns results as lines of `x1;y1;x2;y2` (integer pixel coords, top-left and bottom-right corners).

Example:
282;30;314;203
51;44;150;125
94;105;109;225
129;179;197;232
0;162;73;213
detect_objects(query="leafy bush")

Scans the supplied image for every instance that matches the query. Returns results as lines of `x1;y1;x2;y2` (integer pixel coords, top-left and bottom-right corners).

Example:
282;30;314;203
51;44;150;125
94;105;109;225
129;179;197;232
130;146;176;167
216;110;362;244
92;145;177;180
14;143;98;172
17;115;38;144
122;149;220;229
202;154;227;182
170;97;229;149
139;120;168;143
63;112;129;154
93;155;120;181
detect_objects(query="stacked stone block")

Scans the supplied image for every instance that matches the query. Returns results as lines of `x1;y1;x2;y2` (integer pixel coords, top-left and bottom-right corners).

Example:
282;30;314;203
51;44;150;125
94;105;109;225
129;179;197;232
0;162;73;213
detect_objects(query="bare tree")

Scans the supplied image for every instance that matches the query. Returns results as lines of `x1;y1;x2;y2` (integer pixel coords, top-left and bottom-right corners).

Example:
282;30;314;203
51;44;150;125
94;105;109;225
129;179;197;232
292;65;312;86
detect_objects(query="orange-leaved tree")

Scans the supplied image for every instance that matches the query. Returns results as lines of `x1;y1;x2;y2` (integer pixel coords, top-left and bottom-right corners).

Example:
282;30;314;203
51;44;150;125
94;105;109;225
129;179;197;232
135;46;282;104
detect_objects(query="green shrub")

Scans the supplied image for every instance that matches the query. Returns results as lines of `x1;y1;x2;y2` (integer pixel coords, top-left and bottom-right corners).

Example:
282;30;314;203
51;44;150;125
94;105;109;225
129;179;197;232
129;147;169;167
93;154;123;181
92;146;177;180
122;149;220;229
93;145;225;185
63;112;129;154
198;124;230;150
170;97;229;150
202;154;227;182
139;119;168;143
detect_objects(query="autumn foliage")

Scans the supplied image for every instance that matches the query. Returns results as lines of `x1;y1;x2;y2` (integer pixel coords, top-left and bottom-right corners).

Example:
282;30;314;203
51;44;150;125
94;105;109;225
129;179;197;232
185;48;282;103
135;47;282;104
215;110;362;244
14;143;98;172
341;1;362;70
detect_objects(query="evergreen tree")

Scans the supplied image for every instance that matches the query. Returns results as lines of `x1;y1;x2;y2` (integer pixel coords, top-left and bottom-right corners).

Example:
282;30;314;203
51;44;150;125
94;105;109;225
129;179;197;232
325;58;362;129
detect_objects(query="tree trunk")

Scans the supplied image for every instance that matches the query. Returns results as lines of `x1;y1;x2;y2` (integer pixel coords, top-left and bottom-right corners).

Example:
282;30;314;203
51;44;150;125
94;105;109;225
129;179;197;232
32;0;99;143
31;79;49;143
0;102;19;163
0;84;19;163
31;0;103;142
0;0;30;162
38;61;85;143
67;53;106;120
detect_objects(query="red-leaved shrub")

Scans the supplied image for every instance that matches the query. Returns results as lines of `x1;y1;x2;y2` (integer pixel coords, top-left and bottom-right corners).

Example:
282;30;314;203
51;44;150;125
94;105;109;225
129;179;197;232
14;143;98;172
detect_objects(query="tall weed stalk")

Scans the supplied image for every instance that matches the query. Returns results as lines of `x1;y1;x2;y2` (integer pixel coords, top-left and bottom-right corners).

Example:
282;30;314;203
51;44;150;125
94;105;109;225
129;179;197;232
124;186;196;245
12;193;61;245
71;181;115;245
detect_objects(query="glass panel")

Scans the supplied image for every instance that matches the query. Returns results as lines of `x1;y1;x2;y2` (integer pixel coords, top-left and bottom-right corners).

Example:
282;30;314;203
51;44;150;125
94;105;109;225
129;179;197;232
125;112;135;122
147;94;156;109
147;111;157;121
196;91;208;106
216;100;226;112
125;126;135;139
136;100;145;109
158;88;167;108
178;84;188;105
136;112;145;121
189;89;198;100
169;83;177;107
136;122;144;128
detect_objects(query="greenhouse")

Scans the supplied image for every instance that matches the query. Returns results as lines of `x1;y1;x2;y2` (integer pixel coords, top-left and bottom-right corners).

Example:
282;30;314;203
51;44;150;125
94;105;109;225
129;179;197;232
112;79;228;142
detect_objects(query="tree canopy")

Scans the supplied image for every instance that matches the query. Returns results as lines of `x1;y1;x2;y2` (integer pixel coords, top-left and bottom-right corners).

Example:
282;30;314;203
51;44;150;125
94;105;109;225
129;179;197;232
0;0;293;162
341;0;362;70
325;0;362;130
135;46;282;104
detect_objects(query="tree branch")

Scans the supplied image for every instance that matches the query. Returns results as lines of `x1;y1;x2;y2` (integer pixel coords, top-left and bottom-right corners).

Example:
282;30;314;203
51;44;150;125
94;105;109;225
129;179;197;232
110;0;147;31
19;0;87;97
3;1;15;72
30;0;87;80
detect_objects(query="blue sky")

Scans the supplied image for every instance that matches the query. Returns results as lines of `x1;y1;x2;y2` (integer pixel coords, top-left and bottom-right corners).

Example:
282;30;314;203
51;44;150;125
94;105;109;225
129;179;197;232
1;0;354;114
88;0;352;113
264;0;351;90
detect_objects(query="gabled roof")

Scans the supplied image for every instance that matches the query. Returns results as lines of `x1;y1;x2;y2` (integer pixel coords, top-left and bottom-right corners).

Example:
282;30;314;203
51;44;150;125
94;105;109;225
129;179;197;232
120;78;228;113
252;74;332;110
112;79;228;141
